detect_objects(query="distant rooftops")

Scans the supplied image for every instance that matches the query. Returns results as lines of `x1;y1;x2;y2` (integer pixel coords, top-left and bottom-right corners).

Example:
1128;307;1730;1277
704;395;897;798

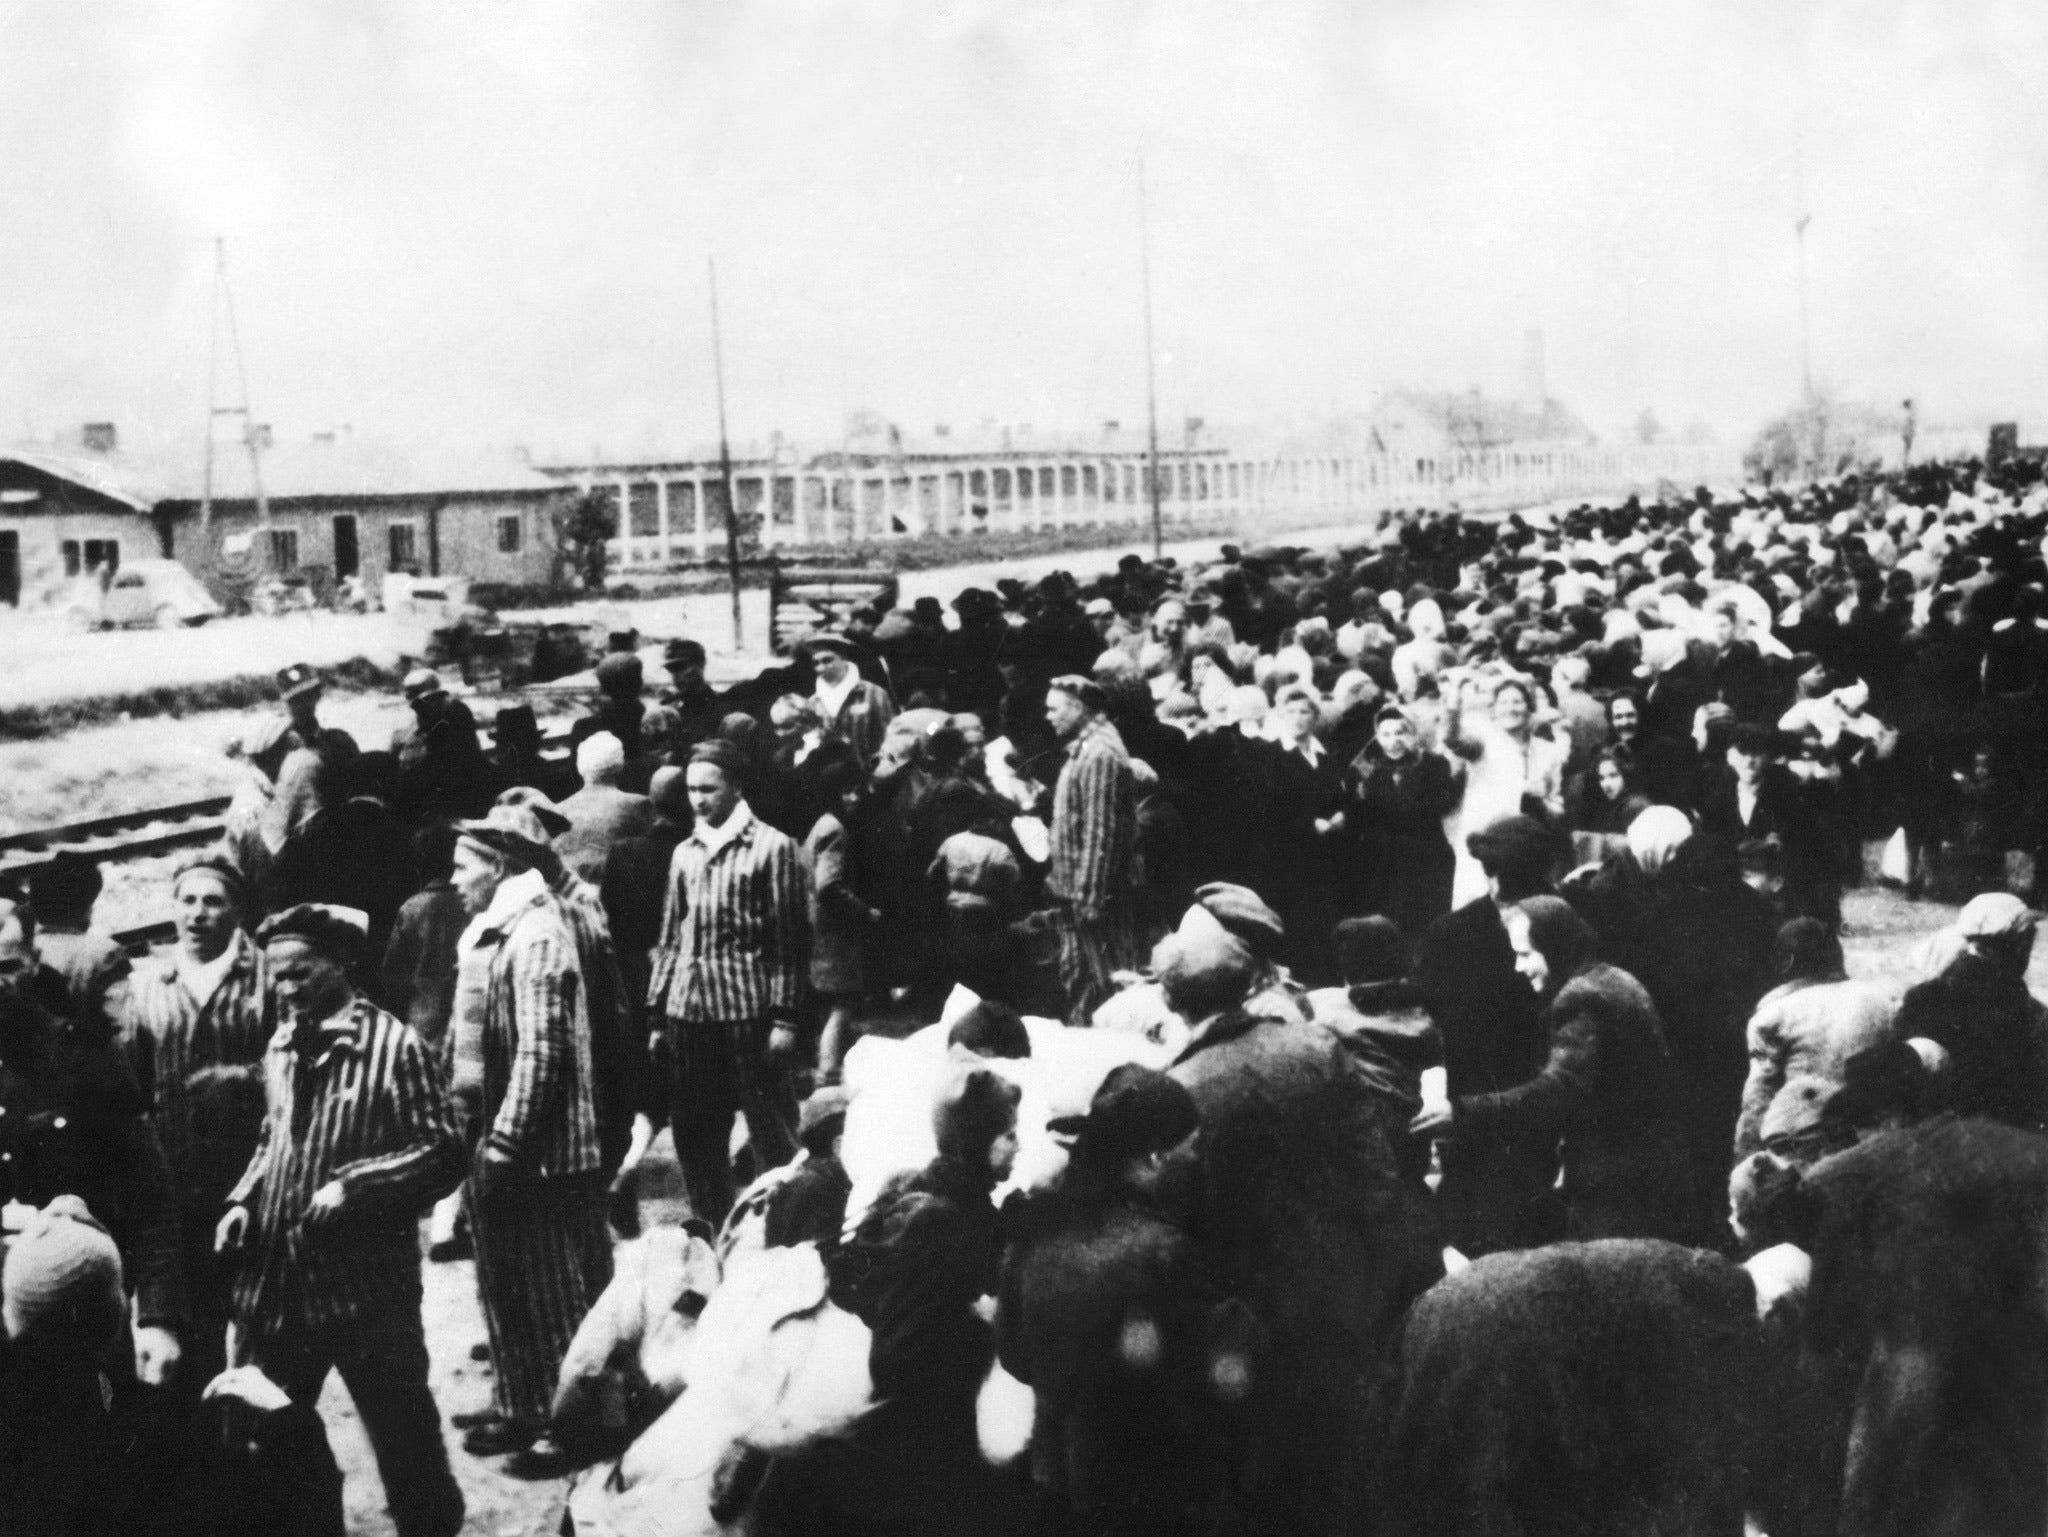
0;428;559;511
171;433;560;503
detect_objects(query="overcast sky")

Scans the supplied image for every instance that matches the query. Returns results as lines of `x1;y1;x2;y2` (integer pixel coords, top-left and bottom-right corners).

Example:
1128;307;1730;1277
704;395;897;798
1;0;2042;463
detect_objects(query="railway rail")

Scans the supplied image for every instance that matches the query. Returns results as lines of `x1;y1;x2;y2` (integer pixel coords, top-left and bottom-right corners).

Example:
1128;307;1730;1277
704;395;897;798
3;727;578;956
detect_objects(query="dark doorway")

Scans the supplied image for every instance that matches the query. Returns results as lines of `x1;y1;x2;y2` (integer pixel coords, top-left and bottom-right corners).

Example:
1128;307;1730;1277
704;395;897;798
0;531;17;606
332;515;359;580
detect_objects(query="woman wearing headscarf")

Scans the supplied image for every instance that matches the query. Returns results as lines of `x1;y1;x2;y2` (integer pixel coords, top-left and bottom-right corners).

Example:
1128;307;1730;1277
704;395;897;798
1410;896;1699;1244
1322;668;1383;768
1562;803;1691;970
1593;822;1775;1227
1391;598;1451;700
1182;643;1241;723
995;1068;1245;1536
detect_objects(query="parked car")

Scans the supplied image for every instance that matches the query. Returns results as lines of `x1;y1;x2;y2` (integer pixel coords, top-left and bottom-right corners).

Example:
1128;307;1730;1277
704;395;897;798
63;559;223;630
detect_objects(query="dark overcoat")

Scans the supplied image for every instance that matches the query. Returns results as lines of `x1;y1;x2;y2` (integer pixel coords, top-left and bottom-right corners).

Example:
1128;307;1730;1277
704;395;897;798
1457;953;1701;1245
1413;897;1557;1254
1167;1011;1441;1537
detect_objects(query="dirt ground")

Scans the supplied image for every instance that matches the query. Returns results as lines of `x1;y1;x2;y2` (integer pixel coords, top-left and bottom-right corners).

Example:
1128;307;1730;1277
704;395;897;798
322;1139;694;1537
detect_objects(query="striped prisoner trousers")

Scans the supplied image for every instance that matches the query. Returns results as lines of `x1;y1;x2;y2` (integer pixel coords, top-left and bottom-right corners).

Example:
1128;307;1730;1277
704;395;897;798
466;1169;611;1426
668;1015;800;1229
1052;901;1139;1027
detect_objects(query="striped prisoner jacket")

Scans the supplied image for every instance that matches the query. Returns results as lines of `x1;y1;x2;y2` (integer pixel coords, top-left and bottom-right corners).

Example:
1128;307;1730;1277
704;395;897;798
227;997;463;1333
468;871;602;1178
1048;718;1140;920
648;802;807;1025
121;930;272;1211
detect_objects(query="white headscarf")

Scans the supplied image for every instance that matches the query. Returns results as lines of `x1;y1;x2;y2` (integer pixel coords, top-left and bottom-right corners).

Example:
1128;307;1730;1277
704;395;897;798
1626;806;1693;875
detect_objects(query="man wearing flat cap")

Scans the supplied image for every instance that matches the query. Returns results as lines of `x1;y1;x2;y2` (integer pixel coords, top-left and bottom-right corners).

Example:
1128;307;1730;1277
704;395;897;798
217;904;466;1537
1033;675;1141;1025
648;739;807;1226
265;665;359;904
657;637;727;756
1152;900;1441;1537
390;668;493;826
808;633;897;766
1893;893;2048;1132
1187;880;1311;1022
446;804;611;1464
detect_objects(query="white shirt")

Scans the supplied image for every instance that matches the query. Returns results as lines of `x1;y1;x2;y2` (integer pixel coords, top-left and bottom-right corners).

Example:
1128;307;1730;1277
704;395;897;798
1270;730;1324;767
691;799;754;859
815;669;860;720
176;940;240;1011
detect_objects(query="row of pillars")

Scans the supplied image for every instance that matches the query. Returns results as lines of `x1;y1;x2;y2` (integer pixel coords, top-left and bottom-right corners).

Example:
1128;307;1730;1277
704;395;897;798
590;443;1737;568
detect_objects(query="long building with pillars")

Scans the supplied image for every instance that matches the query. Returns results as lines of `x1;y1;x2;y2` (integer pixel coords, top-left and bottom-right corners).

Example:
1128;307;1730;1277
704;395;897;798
539;435;1739;571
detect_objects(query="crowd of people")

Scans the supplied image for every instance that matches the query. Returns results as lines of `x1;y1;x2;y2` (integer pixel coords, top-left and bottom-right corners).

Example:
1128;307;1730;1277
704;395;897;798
2;450;2048;1534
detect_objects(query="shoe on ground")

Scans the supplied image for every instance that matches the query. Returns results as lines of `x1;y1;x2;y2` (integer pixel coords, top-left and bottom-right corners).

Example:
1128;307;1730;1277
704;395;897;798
462;1418;541;1457
450;1407;502;1431
503;1434;582;1481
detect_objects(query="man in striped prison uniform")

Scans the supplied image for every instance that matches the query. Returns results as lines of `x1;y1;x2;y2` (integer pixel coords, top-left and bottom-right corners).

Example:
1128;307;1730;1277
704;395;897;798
218;903;466;1537
1042;675;1142;1025
448;803;612;1467
495;786;646;1183
120;853;272;1390
648;739;807;1227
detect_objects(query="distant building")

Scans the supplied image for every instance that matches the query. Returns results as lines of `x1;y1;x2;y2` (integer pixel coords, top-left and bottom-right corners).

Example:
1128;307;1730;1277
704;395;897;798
0;440;173;607
1239;390;1599;464
158;434;571;602
0;427;570;607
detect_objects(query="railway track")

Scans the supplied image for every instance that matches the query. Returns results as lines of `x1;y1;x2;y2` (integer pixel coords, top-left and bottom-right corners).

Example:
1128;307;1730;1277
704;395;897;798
0;798;236;879
3;727;578;956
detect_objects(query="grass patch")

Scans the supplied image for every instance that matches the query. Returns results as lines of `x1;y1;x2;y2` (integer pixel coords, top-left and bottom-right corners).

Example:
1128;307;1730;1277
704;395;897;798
0;656;409;741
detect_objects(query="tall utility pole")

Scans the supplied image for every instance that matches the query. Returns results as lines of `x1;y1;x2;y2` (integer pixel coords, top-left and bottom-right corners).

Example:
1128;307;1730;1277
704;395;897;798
201;243;221;529
1138;161;1163;559
200;237;268;532
708;257;743;651
1793;138;1814;401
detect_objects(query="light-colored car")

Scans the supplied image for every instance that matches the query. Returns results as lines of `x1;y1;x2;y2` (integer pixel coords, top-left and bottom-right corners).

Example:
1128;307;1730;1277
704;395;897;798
64;559;223;630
